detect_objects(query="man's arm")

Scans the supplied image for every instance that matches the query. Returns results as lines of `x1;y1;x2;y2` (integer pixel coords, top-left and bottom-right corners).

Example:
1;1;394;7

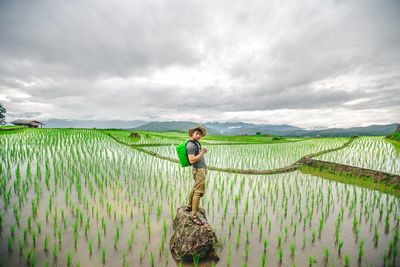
188;152;203;164
188;148;208;164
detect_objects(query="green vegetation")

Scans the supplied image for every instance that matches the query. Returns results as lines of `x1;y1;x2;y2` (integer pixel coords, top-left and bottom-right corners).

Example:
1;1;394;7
0;125;27;135
317;136;400;174
101;129;141;144
0;128;398;266
300;165;400;197
142;137;348;170
0;125;26;130
101;128;303;146
387;132;400;142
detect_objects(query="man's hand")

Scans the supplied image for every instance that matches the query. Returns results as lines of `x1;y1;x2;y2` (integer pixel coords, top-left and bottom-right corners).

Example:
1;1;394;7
188;147;208;164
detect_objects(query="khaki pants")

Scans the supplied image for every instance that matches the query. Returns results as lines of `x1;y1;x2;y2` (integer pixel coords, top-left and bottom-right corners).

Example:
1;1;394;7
188;168;208;216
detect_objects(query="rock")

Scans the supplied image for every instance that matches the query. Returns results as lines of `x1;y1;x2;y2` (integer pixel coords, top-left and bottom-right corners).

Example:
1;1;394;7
169;206;220;261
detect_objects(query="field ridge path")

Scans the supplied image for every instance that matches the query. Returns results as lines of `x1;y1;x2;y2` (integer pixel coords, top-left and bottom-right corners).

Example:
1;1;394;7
101;130;358;175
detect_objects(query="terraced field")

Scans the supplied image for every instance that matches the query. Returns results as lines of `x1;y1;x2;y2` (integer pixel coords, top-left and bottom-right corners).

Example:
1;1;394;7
144;138;348;170
316;136;400;175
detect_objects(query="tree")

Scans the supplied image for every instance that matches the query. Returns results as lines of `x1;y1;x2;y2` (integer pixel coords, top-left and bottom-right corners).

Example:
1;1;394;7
0;103;6;125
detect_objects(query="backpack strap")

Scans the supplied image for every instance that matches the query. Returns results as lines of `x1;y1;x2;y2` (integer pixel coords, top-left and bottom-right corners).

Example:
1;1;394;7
187;140;201;155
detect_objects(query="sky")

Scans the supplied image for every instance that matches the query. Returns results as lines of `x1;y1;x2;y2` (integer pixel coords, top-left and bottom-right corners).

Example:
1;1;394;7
0;0;399;129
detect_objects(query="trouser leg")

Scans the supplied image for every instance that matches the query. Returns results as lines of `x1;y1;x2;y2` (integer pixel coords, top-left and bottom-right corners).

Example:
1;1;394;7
189;168;206;215
188;188;195;207
192;192;202;216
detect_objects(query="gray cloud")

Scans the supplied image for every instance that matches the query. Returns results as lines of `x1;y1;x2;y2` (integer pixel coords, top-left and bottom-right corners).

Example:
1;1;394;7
0;0;399;128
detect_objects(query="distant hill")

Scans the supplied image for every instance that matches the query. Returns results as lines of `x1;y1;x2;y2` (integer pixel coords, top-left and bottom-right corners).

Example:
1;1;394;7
204;122;303;135
43;119;146;129
132;121;220;135
303;124;398;137
133;121;398;137
39;119;398;137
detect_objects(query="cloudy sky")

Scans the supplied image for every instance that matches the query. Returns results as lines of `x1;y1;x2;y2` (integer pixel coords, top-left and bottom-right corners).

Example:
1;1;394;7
0;0;399;129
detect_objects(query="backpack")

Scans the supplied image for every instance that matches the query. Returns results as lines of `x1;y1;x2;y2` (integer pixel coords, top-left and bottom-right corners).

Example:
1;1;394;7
176;140;200;167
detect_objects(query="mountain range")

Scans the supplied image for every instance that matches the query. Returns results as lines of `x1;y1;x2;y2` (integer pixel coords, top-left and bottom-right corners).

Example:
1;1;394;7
39;119;398;137
133;121;398;137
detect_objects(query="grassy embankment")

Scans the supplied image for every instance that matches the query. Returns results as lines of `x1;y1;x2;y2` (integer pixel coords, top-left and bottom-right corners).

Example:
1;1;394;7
102;129;303;146
0;125;27;135
300;165;400;197
386;132;400;152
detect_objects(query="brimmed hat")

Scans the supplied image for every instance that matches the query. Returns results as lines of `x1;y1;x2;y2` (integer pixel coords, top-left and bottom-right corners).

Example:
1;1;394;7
188;125;207;137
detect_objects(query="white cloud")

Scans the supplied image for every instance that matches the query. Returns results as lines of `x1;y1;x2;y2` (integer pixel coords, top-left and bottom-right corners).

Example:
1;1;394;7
0;0;399;127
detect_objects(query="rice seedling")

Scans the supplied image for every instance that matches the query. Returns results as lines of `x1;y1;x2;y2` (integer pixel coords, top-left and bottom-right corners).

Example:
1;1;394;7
343;253;350;267
88;240;93;256
18;240;24;255
32;231;37;247
277;234;282;248
308;255;317;266
10;224;16;237
66;250;73;267
263;238;268;253
358;239;364;262
52;244;58;260
338;239;344;255
193;253;200;267
97;230;102;246
102;247;106;264
235;232;241;248
323;247;329;262
277;247;283;264
57;228;62;245
261;254;267;267
383;249;388;266
119;253;126;267
36;222;41;234
7;236;13;251
26;247;35;266
244;242;249;259
290;241;296;257
113;225;120;248
150;252;155;267
43;235;49;252
311;230;316;244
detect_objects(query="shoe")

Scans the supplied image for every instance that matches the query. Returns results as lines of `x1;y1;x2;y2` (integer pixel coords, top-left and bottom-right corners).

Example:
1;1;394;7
190;214;204;226
184;205;192;212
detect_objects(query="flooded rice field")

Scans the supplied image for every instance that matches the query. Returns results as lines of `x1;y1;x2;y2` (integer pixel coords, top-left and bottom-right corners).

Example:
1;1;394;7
0;129;399;266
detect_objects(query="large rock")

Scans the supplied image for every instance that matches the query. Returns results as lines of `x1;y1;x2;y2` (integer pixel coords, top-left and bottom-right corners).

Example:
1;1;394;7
169;206;220;261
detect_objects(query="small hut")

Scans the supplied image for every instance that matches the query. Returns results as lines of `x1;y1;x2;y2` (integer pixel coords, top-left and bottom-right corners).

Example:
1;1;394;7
11;119;45;128
396;123;400;132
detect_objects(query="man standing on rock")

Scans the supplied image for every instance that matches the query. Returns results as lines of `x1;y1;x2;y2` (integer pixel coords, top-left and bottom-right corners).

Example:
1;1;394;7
185;126;208;226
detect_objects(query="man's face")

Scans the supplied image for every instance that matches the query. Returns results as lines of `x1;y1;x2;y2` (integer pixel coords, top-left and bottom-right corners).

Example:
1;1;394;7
192;130;203;141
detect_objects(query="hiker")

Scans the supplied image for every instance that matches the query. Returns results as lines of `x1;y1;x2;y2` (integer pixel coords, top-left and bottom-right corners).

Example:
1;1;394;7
185;126;208;226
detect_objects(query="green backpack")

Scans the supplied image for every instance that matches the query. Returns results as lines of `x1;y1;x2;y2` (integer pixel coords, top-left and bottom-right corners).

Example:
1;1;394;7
176;140;200;167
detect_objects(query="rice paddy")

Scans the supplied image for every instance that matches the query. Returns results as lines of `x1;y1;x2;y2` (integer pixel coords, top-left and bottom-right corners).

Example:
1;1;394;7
316;136;400;175
0;129;399;266
144;138;348;170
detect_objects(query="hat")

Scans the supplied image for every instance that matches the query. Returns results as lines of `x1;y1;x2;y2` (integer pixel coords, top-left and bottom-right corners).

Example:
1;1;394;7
188;125;207;137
